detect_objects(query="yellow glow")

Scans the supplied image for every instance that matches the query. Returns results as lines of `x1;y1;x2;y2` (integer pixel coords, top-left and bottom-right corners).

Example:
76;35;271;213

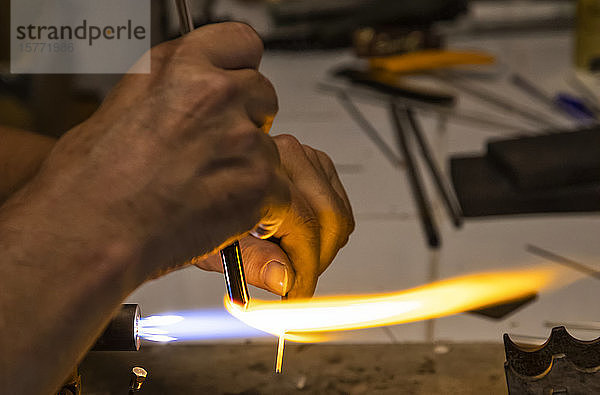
225;264;579;342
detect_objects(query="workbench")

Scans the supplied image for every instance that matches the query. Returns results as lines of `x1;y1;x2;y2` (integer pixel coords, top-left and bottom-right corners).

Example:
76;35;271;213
81;343;506;394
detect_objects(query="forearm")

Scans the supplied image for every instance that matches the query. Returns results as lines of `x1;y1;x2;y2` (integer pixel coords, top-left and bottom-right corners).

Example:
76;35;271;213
0;183;143;394
0;126;56;204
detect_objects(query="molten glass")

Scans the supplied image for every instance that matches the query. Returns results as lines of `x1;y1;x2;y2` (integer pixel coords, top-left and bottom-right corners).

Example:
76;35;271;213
225;264;579;342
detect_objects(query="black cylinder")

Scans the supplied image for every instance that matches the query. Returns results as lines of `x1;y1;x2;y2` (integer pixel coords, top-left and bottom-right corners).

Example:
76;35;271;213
91;304;141;351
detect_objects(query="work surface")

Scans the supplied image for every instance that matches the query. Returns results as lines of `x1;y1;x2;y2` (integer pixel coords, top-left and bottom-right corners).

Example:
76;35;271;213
81;343;506;394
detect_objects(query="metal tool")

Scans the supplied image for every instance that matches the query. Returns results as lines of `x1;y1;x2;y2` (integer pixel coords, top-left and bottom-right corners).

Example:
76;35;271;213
92;304;141;351
511;73;597;124
173;0;250;308
436;74;563;130
174;0;194;35
504;327;600;394
369;50;496;74
335;67;456;105
335;91;404;169
128;367;148;394
405;108;463;228
318;82;533;135
526;244;600;281
390;102;440;248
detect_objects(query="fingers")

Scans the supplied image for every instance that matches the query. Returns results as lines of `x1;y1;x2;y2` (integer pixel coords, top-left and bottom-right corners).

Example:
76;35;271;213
147;22;276;136
313;149;355;234
274;186;321;298
184;22;264;70
193;235;295;296
270;134;354;298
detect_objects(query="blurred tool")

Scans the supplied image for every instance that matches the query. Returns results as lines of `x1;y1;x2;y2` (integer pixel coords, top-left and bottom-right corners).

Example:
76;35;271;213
92;304;141;351
128;367;148;394
390;102;440;248
369;50;495;74
264;0;467;50
335;67;455;105
556;92;598;122
335;91;403;168
504;327;600;393
437;75;563;130
174;0;194;35
526;244;600;281
174;0;250;308
511;73;597;124
318;82;529;134
353;27;442;58
405;108;463;228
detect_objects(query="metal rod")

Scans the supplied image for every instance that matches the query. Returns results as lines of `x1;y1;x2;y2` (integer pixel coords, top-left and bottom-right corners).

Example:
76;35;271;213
544;321;600;332
425;249;440;341
275;334;285;374
317;82;532;135
526;244;600;281
405;109;463;228
511;73;586;124
390;102;440;248
437;76;562;130
174;0;194;34
335;91;404;169
510;73;556;108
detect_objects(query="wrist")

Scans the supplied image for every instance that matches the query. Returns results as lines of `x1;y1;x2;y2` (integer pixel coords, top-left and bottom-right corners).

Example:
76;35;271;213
0;182;145;298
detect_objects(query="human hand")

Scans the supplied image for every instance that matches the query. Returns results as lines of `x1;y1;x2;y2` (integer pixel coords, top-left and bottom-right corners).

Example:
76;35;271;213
194;134;355;298
14;22;289;281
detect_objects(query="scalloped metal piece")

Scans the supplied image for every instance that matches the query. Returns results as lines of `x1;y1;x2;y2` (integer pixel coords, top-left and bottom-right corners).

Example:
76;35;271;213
505;354;600;394
504;326;600;377
504;327;600;394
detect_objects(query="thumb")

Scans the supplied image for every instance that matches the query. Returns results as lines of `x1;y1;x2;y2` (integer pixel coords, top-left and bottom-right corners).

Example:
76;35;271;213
194;235;295;296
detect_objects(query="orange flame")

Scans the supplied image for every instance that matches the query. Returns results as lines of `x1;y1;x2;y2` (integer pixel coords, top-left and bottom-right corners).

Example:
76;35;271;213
225;264;579;342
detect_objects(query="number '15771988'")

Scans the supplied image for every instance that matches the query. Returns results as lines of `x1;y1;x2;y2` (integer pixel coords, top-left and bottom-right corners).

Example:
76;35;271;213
19;42;74;53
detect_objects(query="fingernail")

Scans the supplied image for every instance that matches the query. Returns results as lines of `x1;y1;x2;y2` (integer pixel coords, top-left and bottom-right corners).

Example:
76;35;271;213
263;260;288;295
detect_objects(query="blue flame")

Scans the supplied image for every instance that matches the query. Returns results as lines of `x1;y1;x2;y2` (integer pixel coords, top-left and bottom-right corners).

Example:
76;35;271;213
139;308;268;343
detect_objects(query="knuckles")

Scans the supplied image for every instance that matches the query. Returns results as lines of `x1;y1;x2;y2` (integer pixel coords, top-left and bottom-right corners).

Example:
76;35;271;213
170;67;239;115
194;70;238;109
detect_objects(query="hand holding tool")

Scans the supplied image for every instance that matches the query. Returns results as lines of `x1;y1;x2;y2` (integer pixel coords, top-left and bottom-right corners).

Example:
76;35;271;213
174;0;250;308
